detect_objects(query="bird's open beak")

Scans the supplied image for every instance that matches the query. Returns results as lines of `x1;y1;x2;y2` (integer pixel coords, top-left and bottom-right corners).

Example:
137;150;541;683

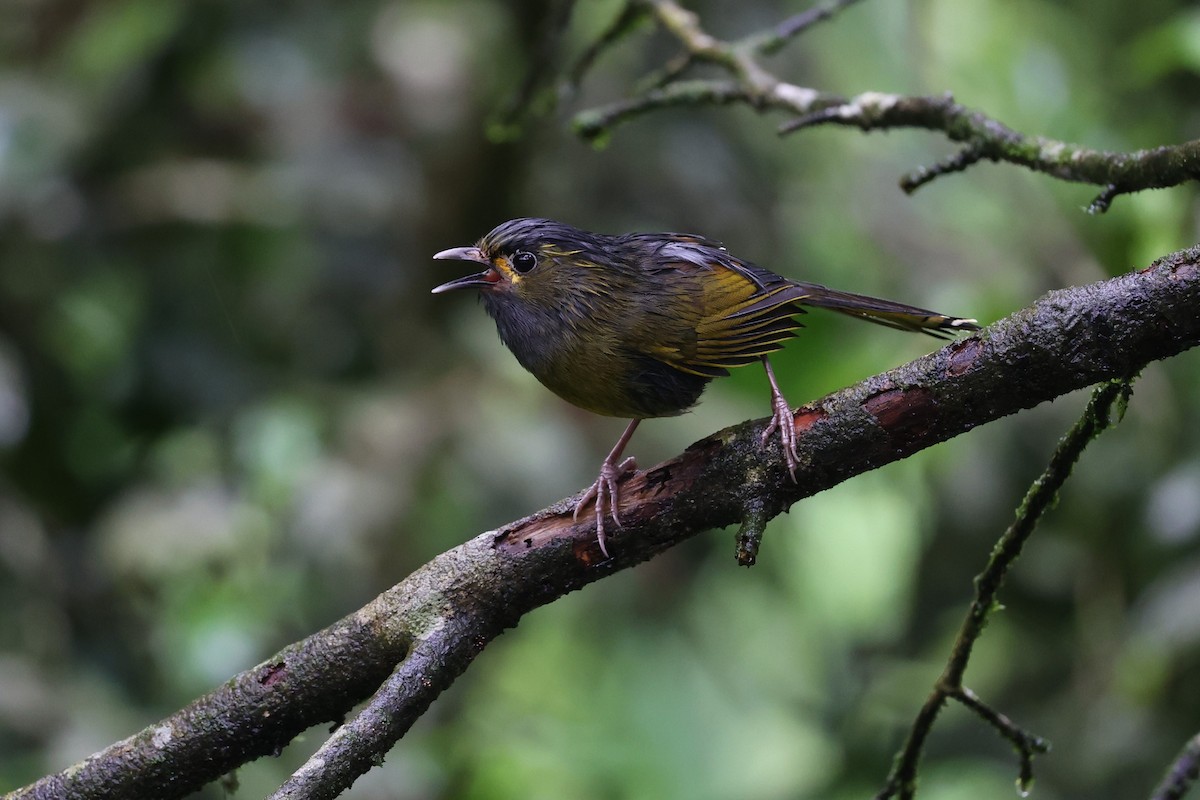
431;246;500;294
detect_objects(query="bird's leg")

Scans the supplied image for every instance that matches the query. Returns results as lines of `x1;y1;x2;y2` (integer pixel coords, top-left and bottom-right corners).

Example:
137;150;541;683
760;357;799;480
573;418;641;557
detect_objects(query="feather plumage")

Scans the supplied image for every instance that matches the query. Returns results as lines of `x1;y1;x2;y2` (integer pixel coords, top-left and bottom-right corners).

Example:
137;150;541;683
437;218;978;419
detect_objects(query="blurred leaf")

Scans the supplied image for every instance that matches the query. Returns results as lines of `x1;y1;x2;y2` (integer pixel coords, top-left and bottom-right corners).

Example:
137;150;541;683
1127;9;1200;84
62;1;185;90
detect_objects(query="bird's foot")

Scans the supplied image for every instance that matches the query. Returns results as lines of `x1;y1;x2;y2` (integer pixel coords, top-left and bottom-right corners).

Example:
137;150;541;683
761;357;799;480
573;456;638;557
762;386;799;480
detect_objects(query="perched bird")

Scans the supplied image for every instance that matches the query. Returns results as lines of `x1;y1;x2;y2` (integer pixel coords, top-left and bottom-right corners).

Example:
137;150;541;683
433;218;979;556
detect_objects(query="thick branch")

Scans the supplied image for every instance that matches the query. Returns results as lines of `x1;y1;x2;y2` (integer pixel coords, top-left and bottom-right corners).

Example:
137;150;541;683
8;249;1200;800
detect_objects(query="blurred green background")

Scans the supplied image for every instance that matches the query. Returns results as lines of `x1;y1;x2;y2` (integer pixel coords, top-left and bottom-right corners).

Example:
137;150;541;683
2;1;1200;798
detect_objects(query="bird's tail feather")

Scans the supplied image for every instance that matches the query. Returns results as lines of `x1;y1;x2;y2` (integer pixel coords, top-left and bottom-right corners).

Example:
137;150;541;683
789;282;980;338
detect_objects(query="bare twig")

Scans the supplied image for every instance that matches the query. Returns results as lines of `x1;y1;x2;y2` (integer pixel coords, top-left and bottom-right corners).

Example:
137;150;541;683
633;0;867;92
952;686;1049;793
573;79;840;141
566;0;649;91
900;143;986;193
747;0;870;55
875;379;1134;800
643;0;775;92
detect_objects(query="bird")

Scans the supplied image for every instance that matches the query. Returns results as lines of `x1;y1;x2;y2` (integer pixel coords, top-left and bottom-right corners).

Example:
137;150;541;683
432;218;979;557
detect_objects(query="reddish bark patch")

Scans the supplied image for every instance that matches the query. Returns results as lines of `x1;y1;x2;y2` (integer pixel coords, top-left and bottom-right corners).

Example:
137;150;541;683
258;662;287;687
495;514;574;553
574;537;607;565
793;406;826;433
491;512;621;565
863;387;938;445
947;337;983;376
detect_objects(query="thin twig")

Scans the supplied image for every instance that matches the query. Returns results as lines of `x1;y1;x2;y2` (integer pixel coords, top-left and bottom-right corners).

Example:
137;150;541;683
566;0;648;91
900;144;987;193
747;0;870;55
643;0;776;93
951;686;1049;793
876;379;1134;800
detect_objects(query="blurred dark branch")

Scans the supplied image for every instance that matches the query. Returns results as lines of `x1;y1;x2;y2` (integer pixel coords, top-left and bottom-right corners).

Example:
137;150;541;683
876;379;1133;800
488;0;579;141
747;0;869;54
8;251;1200;800
572;78;843;140
566;0;650;90
1151;733;1200;800
568;1;1200;211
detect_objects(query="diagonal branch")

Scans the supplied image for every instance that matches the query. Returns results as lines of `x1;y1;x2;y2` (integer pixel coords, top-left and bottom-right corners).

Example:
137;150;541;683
746;0;870;55
7;249;1200;800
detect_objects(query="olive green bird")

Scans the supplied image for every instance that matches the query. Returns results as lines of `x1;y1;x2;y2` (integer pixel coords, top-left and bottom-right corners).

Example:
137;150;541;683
433;218;979;557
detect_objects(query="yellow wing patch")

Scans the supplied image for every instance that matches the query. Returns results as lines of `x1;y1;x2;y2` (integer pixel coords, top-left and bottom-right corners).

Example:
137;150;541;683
651;263;808;377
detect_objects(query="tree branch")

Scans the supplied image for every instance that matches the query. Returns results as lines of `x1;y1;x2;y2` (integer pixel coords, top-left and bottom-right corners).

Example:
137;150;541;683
569;1;1200;210
779;93;1200;212
8;250;1200;799
876;379;1132;800
1151;733;1200;800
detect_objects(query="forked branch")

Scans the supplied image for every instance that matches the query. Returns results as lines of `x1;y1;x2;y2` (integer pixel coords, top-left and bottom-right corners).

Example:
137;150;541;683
876;379;1133;800
565;0;1200;211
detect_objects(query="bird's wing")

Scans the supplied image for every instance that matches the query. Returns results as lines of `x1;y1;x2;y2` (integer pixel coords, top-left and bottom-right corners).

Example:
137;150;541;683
632;236;810;378
623;233;978;378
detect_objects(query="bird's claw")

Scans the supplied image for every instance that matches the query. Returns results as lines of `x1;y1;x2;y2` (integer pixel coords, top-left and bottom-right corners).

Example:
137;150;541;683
762;389;799;481
760;357;799;481
573;456;638;557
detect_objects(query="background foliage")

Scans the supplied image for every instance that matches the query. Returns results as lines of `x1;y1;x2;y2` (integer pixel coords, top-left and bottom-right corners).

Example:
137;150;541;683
2;1;1199;798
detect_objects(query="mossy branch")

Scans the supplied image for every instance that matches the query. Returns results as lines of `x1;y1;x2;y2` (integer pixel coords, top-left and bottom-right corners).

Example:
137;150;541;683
6;248;1199;800
875;379;1133;800
566;0;1200;210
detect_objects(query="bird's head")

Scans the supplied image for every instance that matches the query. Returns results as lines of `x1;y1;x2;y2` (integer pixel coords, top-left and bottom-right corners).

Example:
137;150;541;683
432;218;665;417
432;218;621;312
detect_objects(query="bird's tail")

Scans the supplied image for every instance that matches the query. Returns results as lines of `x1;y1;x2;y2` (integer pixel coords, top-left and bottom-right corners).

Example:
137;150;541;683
791;282;980;338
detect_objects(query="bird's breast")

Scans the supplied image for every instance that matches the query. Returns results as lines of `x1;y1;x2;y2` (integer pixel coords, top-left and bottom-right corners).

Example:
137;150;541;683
483;293;709;419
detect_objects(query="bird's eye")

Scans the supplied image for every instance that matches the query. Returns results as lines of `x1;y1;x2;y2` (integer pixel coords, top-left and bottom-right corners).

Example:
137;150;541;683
511;251;538;273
